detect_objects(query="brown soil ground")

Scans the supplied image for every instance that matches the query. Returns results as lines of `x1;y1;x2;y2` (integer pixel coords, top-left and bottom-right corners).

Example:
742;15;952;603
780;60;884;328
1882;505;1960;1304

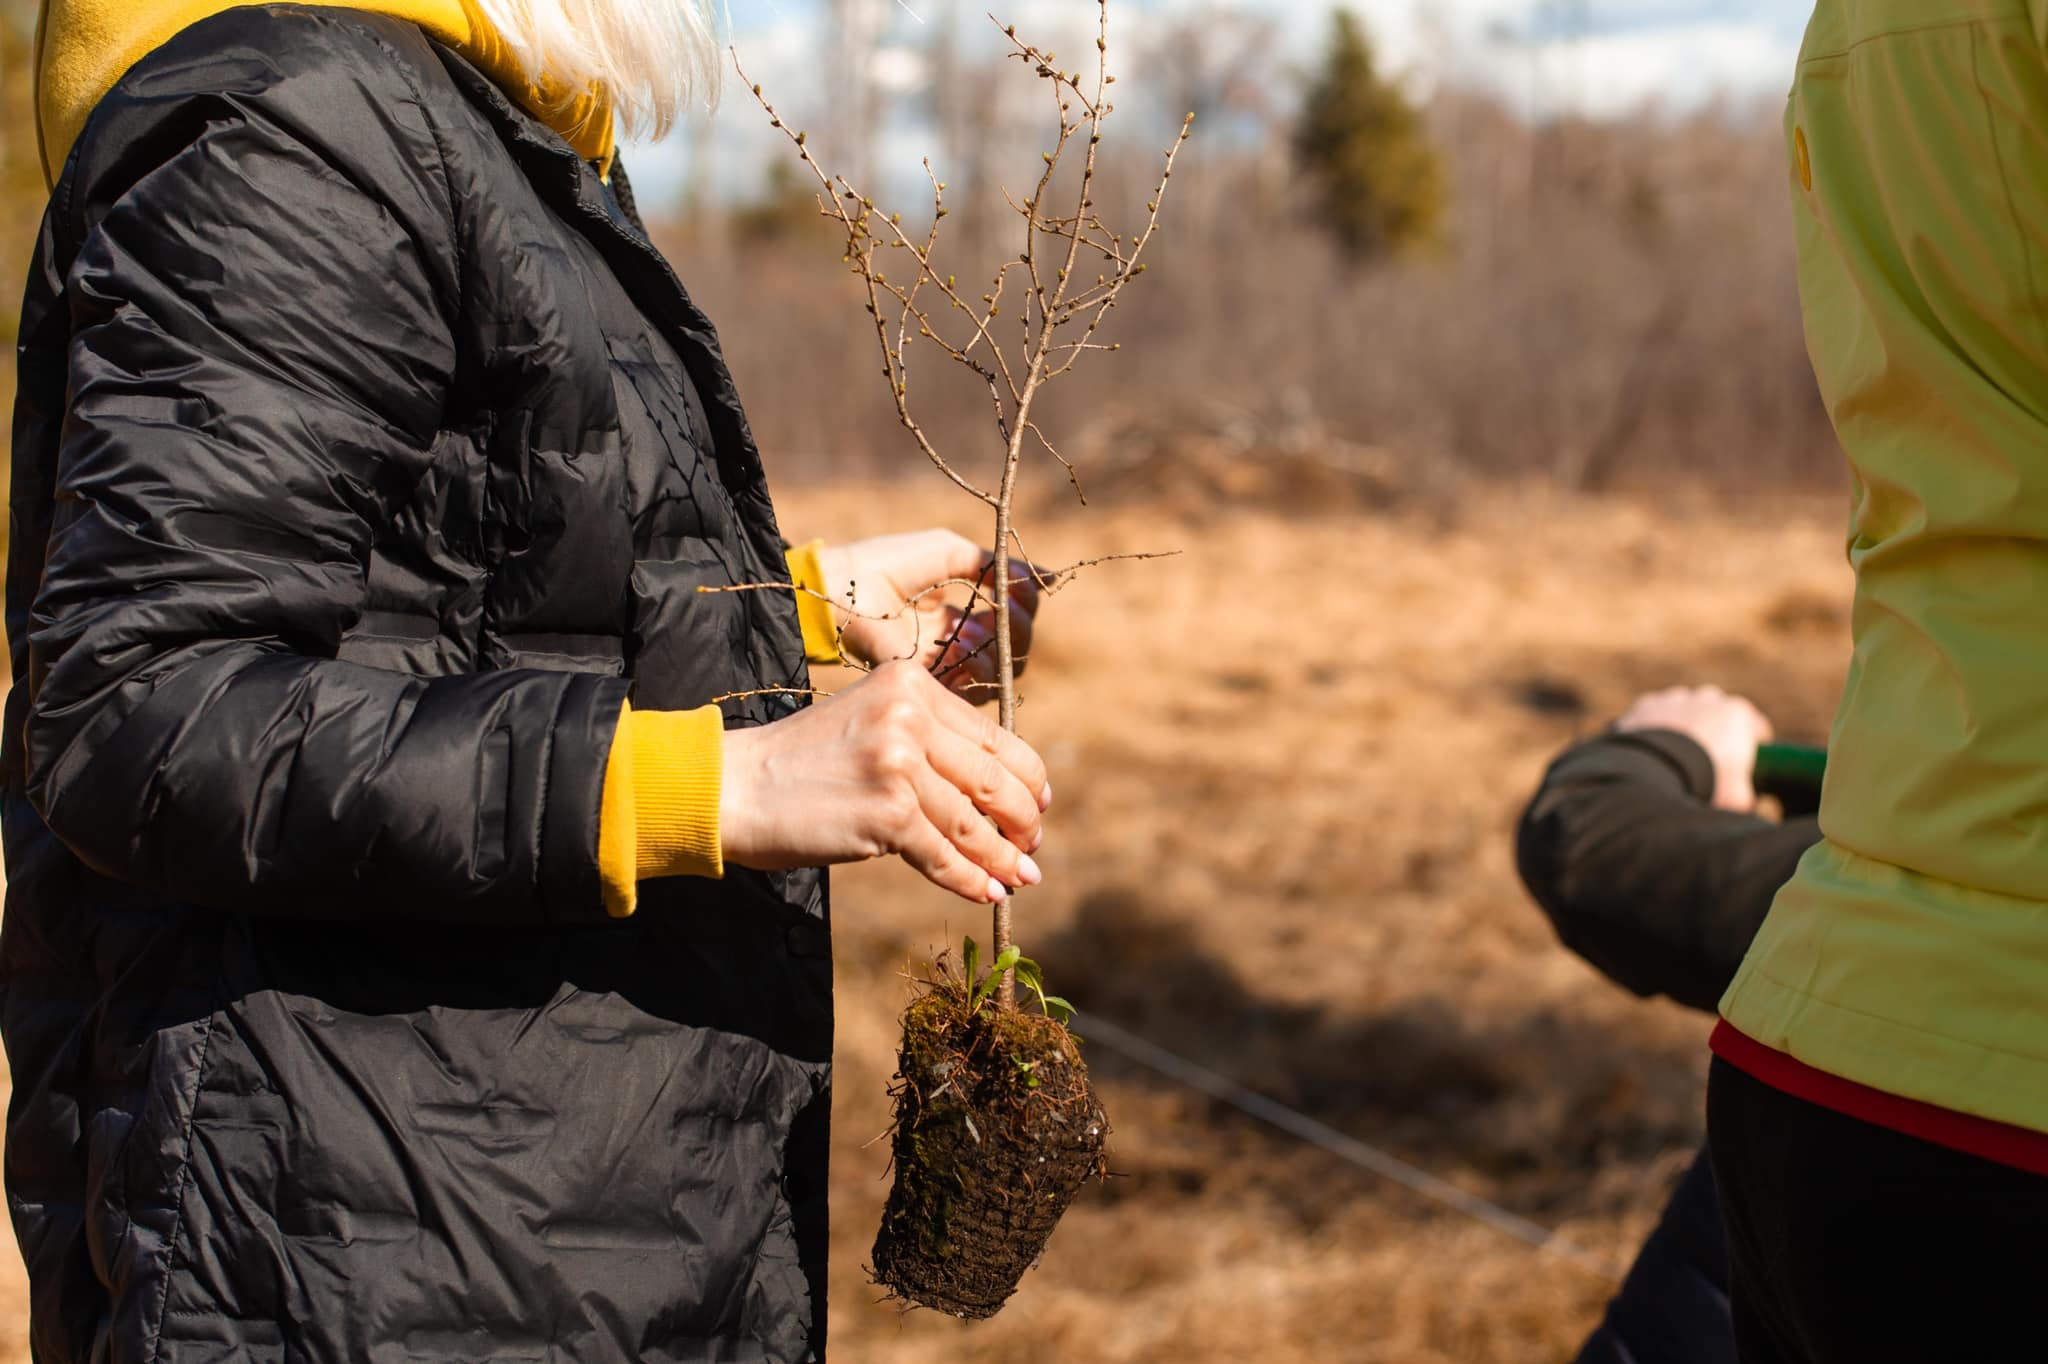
0;477;1853;1362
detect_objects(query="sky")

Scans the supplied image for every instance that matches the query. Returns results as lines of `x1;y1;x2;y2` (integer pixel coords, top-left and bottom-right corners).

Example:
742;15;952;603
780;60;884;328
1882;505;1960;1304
623;1;1813;208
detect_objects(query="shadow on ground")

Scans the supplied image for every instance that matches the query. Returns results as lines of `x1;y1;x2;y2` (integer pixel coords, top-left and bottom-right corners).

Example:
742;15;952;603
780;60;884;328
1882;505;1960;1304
1036;888;1706;1226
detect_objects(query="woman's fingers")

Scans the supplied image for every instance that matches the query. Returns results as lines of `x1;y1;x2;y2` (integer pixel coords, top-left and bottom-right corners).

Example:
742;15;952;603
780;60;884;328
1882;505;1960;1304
934;611;998;696
1003;597;1035;674
894;817;1007;903
719;660;1055;887
910;763;1039;893
987;556;1045;636
893;788;1016;903
925;530;997;588
1747;699;1777;745
930;601;1035;696
923;718;1044;851
961;550;1042;627
1006;559;1044;618
923;685;1052;808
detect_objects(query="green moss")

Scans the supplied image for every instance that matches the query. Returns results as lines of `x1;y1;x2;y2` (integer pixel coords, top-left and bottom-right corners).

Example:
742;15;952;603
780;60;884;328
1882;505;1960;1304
882;982;1097;1268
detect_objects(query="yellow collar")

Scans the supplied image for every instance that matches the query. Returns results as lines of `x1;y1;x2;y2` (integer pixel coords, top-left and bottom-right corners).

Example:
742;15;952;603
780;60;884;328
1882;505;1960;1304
35;0;616;186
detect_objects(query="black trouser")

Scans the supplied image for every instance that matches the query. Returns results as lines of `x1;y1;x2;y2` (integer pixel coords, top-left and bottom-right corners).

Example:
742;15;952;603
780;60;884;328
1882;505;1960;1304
1574;1145;1735;1364
1707;1057;2048;1363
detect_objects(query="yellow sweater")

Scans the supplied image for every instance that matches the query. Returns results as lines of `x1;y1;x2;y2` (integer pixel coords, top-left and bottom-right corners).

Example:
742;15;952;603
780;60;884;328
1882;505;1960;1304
36;0;615;184
36;0;845;918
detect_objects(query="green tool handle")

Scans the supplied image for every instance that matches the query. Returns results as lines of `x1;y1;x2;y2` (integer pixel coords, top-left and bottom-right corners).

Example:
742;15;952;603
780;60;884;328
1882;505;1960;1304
1755;742;1828;802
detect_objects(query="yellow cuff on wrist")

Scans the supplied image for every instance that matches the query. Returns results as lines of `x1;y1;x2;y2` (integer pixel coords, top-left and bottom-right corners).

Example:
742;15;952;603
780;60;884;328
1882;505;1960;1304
785;539;844;665
597;701;726;918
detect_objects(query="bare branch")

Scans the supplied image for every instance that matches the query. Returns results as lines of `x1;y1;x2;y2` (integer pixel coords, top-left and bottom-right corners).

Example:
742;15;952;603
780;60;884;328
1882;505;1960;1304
743;0;1190;1005
711;686;837;704
1040;549;1183;592
1024;421;1087;504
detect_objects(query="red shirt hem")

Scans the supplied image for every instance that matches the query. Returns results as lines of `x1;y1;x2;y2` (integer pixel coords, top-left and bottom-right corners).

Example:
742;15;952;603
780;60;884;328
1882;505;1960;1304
1709;1019;2048;1179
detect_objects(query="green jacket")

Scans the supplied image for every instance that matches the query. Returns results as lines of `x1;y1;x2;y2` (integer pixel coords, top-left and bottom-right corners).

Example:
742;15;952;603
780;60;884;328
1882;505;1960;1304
1722;0;2048;1133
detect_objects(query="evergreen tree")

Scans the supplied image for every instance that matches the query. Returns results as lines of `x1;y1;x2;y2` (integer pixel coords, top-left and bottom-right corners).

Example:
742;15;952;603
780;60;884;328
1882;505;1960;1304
730;159;838;247
1293;11;1444;263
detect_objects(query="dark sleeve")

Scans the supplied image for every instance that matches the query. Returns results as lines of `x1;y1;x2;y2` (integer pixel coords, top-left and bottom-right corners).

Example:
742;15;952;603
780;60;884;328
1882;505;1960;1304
20;14;626;922
1514;729;1820;1012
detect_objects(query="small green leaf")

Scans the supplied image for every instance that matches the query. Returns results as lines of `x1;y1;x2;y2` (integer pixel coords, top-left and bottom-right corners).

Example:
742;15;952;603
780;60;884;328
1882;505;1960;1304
962;936;981;991
1040;995;1076;1023
972;945;1024;1011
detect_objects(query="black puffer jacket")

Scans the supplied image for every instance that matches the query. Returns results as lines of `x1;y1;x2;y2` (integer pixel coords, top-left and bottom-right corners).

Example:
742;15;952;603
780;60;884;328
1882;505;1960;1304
2;8;831;1361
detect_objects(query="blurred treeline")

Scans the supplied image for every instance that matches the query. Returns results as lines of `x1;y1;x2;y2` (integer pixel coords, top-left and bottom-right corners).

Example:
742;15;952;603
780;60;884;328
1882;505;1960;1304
0;5;1833;512
669;6;1832;499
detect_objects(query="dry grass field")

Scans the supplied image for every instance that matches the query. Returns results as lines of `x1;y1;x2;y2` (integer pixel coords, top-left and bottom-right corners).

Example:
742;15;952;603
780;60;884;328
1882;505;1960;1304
0;471;1853;1362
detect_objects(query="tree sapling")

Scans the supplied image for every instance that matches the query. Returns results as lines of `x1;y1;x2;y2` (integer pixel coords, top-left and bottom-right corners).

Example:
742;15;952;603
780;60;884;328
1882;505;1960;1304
740;0;1190;1317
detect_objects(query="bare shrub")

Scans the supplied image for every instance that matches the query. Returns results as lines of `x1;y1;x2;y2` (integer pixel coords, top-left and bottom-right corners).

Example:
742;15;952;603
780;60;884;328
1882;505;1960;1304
667;89;1831;502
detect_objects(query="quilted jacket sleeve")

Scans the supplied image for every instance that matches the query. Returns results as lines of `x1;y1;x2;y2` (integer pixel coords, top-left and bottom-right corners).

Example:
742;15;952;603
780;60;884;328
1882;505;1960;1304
1515;729;1820;1012
20;16;627;922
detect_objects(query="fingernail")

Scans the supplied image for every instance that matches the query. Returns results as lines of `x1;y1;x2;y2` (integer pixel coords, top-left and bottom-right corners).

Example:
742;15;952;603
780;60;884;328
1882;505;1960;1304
1039;782;1053;810
1017;854;1043;886
1029;829;1045;854
988;877;1008;903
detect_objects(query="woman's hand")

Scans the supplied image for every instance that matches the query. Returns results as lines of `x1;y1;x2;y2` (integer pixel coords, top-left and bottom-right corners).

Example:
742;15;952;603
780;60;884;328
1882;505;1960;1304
720;661;1052;902
1616;685;1775;812
813;531;1042;704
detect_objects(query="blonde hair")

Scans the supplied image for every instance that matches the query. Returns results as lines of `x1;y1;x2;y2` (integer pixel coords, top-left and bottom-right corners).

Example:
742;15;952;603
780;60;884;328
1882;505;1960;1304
472;0;721;140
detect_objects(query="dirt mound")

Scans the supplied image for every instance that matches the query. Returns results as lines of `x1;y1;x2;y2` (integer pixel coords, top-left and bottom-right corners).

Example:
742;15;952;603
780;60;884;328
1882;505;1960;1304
1053;399;1410;520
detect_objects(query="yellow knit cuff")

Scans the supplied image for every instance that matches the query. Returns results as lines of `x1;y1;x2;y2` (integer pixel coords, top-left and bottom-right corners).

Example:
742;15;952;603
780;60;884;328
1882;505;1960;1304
596;701;726;918
786;540;844;665
599;701;637;917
